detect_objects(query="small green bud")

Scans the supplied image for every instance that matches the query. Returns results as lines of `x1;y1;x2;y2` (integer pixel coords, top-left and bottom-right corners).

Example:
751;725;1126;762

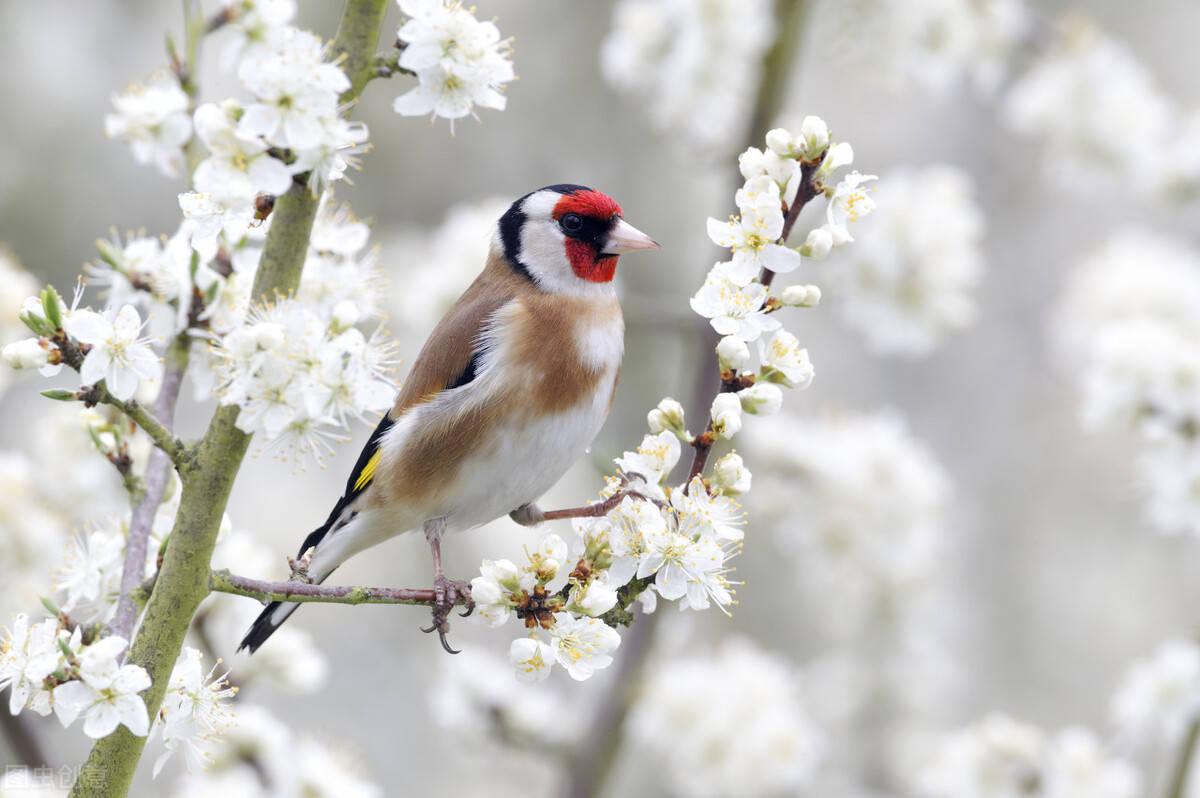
41;389;77;402
19;310;53;337
95;238;125;271
41;286;64;330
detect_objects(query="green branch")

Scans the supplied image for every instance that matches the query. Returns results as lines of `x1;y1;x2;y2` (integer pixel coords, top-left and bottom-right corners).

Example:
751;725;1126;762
209;569;463;607
93;386;191;472
68;1;391;795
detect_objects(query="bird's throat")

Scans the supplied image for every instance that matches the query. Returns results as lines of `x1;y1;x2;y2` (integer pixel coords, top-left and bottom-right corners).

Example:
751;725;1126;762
565;239;617;282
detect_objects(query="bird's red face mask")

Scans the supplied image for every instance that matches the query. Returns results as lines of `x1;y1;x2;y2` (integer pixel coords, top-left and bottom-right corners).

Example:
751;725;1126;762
553;190;624;283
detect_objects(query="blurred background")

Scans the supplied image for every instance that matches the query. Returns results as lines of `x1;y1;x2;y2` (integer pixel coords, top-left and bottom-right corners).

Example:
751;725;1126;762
3;1;1200;796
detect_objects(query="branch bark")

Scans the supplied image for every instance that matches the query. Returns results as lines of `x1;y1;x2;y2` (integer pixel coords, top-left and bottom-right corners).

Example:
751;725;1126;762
68;2;390;795
209;569;463;607
109;333;190;644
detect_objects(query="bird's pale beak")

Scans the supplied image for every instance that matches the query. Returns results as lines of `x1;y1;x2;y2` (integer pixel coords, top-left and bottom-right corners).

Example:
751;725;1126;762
602;218;661;254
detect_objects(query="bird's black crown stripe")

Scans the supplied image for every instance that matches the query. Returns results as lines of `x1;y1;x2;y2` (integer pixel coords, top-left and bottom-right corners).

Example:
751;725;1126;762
498;198;534;283
539;183;592;196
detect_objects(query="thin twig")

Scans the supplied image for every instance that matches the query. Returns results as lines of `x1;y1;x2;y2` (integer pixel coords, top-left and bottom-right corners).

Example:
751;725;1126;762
109;334;190;642
209;569;466;607
93;387;190;470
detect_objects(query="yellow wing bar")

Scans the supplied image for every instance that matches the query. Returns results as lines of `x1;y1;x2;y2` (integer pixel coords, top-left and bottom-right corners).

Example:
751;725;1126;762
354;449;382;492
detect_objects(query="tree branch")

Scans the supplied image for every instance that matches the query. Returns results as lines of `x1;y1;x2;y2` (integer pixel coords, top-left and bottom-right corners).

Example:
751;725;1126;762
109;333;190;644
208;569;465;607
68;2;392;795
92;386;190;471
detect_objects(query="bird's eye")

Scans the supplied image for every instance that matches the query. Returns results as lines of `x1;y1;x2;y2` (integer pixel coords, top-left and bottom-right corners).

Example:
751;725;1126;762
560;213;584;234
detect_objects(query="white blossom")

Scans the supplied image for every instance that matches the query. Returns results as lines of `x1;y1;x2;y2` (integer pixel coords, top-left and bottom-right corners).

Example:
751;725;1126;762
738;382;781;416
64;305;162;402
1003;16;1181;199
548;612;620;681
757;329;813;389
53;636;151;738
392;0;515;128
211;297;396;463
194;101;296;200
236;27;349;151
646;397;686;436
715;335;751;373
614;430;681;489
509;636;554;683
1110;638;1200;748
602;0;774;153
216;0;297;69
711;452;752;496
0;615;64;716
817;0;1028;97
690;266;780;342
707;176;801;285
710;393;743;439
631;639;823;798
104;72;192;177
152;647;237;776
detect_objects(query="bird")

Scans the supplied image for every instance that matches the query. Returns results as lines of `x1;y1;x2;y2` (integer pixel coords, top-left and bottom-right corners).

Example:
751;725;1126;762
239;184;659;654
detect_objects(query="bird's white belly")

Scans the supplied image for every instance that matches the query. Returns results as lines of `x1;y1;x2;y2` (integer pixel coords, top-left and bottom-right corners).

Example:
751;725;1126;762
439;373;615;531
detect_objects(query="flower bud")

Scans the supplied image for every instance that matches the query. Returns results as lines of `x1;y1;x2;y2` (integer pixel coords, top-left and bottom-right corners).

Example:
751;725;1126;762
765;128;795;158
647;397;686;435
575;577;618;617
711;393;744;439
801;227;833;259
480;558;521;591
738;382;783;416
2;338;50;369
781;284;821;307
797;116;830;161
712;452;752;495
716;335;751;373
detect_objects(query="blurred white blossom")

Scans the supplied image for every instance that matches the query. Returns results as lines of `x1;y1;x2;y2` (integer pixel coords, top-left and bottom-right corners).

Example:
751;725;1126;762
602;0;773;153
104;72;192;178
826;165;984;356
1110;638;1200;749
630;638;824;798
1004;16;1192;200
917;715;1140;798
816;0;1028;97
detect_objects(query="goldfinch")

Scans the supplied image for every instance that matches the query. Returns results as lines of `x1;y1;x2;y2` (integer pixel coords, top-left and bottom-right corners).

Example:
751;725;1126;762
239;184;659;654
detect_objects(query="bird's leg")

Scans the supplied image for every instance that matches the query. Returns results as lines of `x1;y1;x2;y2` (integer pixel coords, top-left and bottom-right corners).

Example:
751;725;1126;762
419;515;474;655
509;503;546;526
510;489;666;526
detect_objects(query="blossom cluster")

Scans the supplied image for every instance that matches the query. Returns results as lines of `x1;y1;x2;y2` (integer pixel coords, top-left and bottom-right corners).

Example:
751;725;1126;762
1053;229;1200;535
815;0;1028;97
918;714;1140;798
630;638;824;798
210;294;396;462
601;0;774;153
0;614;150;740
1004;15;1200;201
747;411;955;788
392;0;515;129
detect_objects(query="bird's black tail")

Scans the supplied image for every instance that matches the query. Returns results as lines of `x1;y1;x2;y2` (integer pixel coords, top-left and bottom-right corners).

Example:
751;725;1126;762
237;518;344;655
